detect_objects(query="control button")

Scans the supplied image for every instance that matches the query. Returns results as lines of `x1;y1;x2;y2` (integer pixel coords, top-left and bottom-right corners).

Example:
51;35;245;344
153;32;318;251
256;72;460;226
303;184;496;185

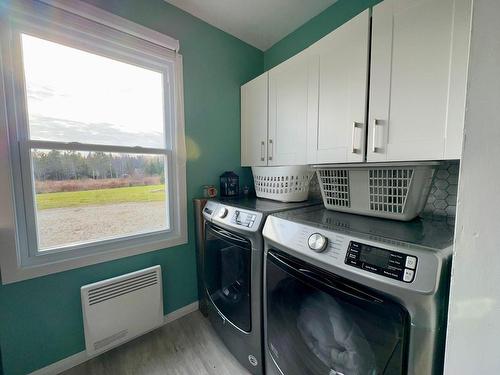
218;207;228;218
389;259;404;269
308;233;328;253
346;259;358;267
349;242;361;250
387;265;403;272
362;264;379;273
405;256;417;269
390;253;404;260
403;269;415;282
383;270;400;279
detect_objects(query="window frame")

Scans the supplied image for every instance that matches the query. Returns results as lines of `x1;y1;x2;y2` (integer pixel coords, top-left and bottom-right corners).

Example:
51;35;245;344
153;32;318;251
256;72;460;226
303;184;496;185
0;0;187;283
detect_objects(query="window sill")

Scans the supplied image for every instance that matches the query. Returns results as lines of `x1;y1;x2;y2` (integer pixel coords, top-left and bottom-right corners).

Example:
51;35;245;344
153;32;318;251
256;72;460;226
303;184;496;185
0;227;187;284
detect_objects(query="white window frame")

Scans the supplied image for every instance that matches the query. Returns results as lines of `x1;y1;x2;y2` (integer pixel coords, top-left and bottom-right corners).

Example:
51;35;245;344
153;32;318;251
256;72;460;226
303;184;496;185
0;0;187;283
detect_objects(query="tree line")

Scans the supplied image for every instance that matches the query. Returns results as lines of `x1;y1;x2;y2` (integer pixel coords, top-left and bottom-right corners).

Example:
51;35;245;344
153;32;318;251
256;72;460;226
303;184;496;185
33;150;164;181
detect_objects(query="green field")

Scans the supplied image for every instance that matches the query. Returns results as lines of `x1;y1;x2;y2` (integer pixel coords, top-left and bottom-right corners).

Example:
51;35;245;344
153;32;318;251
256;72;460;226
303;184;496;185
36;184;166;210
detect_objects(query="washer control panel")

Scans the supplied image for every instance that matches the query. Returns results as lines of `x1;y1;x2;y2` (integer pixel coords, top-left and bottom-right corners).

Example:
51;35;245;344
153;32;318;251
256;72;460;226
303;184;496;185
232;210;257;228
345;241;417;283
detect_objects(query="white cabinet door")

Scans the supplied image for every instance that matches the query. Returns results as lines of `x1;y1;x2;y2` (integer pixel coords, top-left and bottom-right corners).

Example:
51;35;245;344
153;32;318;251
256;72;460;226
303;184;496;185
307;10;370;164
241;72;268;166
268;51;317;166
367;0;472;162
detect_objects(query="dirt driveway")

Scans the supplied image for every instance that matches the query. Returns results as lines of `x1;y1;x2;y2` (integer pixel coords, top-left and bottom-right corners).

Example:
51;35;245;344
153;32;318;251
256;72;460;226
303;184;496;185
37;201;168;250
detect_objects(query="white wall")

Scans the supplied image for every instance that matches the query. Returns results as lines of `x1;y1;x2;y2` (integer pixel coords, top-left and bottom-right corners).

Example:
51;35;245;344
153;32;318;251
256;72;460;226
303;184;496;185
444;0;500;373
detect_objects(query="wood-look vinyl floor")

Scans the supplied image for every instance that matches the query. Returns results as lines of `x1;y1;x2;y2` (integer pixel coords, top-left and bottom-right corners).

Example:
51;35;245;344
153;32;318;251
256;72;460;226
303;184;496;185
62;311;251;375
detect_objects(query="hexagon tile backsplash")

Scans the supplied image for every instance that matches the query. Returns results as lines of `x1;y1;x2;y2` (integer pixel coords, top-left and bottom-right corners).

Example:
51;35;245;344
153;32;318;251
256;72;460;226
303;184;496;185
421;160;459;225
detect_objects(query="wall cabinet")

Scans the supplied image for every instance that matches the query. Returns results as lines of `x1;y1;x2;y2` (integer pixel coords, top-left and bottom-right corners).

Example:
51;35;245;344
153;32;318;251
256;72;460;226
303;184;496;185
241;52;316;167
367;0;472;162
241;72;268;166
241;0;472;167
268;50;315;166
307;10;370;164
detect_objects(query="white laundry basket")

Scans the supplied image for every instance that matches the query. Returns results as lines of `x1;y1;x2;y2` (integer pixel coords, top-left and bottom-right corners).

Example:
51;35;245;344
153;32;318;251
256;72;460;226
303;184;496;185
252;166;314;202
315;162;439;221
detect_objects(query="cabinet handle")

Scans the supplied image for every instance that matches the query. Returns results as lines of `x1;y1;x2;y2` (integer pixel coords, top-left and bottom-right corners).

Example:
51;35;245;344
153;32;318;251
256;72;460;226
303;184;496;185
372;119;383;153
260;141;265;161
351;122;363;154
268;139;273;161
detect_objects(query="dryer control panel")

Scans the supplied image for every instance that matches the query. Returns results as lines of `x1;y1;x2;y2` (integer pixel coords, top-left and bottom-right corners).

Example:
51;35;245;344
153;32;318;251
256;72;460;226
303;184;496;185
203;201;263;233
345;241;417;283
232;210;257;228
262;214;449;293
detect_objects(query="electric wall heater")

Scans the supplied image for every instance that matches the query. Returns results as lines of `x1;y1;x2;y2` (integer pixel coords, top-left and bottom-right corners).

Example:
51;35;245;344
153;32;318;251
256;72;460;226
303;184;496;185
81;265;164;356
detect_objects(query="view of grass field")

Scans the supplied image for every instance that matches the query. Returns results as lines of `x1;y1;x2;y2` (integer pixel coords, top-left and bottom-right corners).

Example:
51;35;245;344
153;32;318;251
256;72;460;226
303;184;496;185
30;150;168;248
36;184;166;210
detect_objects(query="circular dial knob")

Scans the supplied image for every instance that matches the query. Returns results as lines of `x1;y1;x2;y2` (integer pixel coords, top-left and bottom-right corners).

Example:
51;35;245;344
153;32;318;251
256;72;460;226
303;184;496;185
308;233;328;253
218;207;228;218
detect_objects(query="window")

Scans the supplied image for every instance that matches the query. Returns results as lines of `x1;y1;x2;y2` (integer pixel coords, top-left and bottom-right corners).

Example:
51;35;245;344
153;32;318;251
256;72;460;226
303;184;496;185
24;34;171;251
0;0;186;282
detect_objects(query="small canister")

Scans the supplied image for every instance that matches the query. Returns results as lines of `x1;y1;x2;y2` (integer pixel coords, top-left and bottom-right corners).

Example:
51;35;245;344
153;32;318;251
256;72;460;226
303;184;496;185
220;171;239;197
202;185;217;198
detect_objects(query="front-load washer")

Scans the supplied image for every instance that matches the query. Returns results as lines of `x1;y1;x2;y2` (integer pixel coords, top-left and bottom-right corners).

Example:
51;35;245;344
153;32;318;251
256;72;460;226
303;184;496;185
202;197;319;375
263;205;454;375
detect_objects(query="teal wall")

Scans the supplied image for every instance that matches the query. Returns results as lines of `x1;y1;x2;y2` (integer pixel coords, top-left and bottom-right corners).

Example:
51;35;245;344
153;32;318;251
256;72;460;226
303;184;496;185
0;1;263;374
263;0;382;70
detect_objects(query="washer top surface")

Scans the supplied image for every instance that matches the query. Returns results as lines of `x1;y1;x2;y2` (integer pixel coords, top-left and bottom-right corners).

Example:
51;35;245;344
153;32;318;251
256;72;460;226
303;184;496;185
213;196;320;215
272;205;454;251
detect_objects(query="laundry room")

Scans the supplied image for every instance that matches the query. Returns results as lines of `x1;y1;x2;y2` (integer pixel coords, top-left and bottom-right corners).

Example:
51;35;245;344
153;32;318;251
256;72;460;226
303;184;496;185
0;0;498;374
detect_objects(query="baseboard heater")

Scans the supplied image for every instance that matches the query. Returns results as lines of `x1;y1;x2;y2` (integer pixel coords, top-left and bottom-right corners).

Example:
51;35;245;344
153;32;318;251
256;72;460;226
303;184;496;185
81;265;164;356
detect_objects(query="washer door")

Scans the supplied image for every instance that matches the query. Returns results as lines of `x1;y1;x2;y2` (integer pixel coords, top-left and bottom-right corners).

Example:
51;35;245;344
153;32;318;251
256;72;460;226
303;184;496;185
204;222;252;332
266;250;409;375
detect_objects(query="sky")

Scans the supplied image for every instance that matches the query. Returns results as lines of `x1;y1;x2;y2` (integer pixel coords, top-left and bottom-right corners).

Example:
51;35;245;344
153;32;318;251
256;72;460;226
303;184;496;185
21;34;167;149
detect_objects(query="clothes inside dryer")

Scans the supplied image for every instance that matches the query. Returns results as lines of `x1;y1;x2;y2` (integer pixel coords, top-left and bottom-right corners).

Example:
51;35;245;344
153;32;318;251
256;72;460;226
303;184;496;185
297;292;376;374
266;250;409;375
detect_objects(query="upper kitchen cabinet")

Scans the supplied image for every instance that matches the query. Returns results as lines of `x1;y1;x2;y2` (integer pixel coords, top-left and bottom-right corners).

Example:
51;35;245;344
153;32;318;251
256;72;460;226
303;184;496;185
241;72;268;166
307;10;370;164
268;50;317;166
368;0;472;162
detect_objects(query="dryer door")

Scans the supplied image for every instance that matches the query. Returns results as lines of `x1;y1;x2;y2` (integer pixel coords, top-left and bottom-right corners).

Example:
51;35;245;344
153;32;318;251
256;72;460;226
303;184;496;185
204;222;252;332
266;250;410;375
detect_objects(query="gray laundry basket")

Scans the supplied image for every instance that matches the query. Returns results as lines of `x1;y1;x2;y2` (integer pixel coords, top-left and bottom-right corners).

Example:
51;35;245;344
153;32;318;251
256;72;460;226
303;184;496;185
315;162;439;221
